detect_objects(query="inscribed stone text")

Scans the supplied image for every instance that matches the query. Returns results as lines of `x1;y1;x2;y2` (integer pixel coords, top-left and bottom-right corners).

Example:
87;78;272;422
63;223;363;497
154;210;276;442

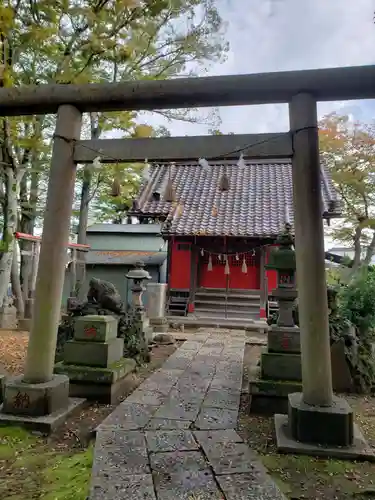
13;391;31;409
84;325;97;338
281;335;289;349
279;273;291;285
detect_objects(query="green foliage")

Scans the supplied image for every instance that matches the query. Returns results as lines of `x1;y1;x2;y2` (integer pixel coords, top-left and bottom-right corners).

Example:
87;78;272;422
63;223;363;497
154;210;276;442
319;113;375;273
332;272;375;393
1;0;228;234
338;270;375;337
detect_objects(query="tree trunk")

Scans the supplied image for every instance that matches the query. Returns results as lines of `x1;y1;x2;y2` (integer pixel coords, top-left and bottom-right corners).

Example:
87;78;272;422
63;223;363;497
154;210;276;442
76;112;100;300
19;118;42;292
362;231;375;268
0;168;23;309
350;224;363;276
11;240;24;318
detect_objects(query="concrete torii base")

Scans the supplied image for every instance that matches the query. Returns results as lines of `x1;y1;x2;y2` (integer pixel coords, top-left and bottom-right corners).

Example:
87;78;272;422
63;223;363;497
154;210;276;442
275;392;375;461
0;374;85;434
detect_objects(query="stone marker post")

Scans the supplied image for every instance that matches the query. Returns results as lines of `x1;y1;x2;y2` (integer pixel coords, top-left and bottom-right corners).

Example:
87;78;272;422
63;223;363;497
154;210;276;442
147;282;168;333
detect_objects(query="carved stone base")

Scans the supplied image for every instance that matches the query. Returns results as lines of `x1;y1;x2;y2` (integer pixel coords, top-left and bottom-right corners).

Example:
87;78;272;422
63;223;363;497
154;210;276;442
2;374;70;417
55;358;136;404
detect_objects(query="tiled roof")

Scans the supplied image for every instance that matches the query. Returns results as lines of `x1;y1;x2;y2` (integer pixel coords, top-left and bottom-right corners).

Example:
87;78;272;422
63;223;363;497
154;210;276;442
87;223;162;234
86;250;167;266
133;160;341;238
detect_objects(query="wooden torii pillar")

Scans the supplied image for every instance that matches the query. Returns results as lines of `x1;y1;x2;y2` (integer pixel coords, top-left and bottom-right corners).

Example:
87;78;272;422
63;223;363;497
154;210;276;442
14;232;90;319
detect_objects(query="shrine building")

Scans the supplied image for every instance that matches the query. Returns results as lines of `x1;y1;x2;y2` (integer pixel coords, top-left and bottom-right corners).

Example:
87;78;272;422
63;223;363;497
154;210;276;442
131;160;340;323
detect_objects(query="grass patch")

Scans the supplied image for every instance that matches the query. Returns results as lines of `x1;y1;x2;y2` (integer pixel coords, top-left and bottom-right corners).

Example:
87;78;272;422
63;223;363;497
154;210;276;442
0;426;93;500
238;393;375;499
42;447;93;500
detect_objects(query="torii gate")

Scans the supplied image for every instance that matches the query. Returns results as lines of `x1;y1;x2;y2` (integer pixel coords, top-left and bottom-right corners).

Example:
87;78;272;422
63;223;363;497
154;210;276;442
14;232;90;315
1;65;375;455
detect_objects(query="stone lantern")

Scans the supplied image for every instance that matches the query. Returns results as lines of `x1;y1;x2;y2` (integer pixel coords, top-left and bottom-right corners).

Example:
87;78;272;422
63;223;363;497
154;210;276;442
249;224;302;414
126;260;153;346
266;223;297;327
126;260;151;310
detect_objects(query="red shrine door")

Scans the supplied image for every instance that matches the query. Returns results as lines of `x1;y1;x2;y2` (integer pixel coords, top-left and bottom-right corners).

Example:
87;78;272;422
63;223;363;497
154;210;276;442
200;253;259;290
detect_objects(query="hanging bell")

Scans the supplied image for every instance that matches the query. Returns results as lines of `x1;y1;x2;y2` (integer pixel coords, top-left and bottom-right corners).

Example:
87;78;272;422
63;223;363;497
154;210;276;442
218;254;222;261
218;172;230;191
242;256;248;274
237;153;246;170
235;253;239;261
164;179;176;202
199;158;210;172
200;249;204;256
207;254;213;271
224;258;230;275
142;159;150;181
176;203;183;216
111;177;121;197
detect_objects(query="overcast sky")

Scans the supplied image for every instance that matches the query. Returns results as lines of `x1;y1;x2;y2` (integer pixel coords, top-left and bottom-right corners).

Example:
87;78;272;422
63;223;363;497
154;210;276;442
142;0;375;248
143;0;375;136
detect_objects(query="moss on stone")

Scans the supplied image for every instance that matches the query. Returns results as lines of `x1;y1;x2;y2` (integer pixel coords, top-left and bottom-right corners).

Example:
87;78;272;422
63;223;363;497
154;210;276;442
54;357;136;384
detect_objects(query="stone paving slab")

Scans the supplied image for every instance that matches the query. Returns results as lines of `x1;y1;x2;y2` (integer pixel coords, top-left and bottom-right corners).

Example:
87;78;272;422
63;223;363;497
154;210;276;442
202;388;241;410
98;403;157;430
198;440;257;475
195;407;239;429
217;473;286;500
149;450;207;473
194;429;244;445
154;399;202;421
145;430;199;452
153;470;223;500
125;389;167;406
145;418;192;430
90;329;286;500
90;473;156;500
92;430;150;476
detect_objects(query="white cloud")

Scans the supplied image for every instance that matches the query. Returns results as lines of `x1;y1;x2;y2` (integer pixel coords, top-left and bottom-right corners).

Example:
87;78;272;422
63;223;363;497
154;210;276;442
142;0;375;136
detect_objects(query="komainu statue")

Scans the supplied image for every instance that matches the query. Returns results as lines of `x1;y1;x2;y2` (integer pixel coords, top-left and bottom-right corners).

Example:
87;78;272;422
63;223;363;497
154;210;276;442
56;278;149;364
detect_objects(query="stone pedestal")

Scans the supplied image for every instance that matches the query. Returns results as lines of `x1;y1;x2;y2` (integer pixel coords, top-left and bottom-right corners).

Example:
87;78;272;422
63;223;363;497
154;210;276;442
249;325;302;415
54;315;136;404
274;392;375;460
0;373;84;433
150;316;169;334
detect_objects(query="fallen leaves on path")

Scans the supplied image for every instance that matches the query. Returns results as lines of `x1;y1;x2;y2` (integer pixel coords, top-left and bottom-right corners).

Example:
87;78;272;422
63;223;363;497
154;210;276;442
0;330;28;375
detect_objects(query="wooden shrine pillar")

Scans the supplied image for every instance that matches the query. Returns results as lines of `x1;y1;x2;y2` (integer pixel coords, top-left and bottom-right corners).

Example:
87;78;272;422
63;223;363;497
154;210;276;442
188;245;198;313
24;105;82;384
289;93;333;407
259;246;267;319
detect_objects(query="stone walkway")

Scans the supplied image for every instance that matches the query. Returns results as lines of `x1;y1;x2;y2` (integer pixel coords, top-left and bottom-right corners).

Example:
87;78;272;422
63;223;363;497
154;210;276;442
89;330;285;499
